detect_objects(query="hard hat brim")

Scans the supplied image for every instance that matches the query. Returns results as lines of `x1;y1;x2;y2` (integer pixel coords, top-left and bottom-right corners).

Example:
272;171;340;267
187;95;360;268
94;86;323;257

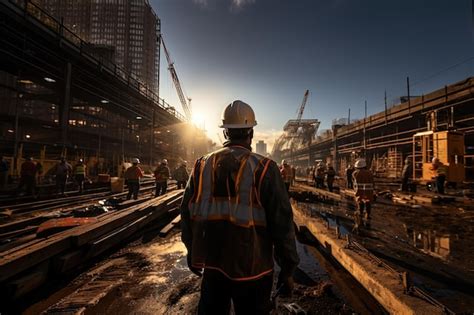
219;122;257;129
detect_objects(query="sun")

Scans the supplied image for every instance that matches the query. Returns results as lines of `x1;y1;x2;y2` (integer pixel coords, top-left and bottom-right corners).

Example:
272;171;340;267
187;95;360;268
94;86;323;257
191;112;206;127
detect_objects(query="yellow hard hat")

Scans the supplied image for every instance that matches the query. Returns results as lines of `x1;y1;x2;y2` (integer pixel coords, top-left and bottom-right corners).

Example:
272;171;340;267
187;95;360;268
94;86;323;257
219;100;257;129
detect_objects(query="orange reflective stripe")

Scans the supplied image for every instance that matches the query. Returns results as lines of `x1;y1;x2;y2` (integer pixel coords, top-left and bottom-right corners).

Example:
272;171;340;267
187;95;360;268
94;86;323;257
257;159;272;202
196;158;207;202
191;265;273;282
235;154;250;203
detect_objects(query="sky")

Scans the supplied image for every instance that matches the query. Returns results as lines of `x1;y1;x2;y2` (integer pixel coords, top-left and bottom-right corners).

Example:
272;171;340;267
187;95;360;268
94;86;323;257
152;0;474;151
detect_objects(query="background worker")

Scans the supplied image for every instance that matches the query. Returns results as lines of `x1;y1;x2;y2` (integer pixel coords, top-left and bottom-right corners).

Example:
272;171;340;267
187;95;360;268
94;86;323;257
345;164;354;189
154;159;171;196
174;161;189;189
352;158;374;231
401;157;412;192
73;159;87;193
0;156;9;190
314;162;325;188
280;159;293;192
124;158;143;200
181;100;299;314
430;157;447;194
54;157;72;196
17;157;38;196
326;163;336;192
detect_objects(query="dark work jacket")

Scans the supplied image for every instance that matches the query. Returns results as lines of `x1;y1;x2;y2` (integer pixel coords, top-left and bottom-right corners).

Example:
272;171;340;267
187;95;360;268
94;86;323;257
180;141;299;281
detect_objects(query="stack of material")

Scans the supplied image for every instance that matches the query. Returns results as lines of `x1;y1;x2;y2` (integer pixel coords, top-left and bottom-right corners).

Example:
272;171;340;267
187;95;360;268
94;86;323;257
0;190;183;298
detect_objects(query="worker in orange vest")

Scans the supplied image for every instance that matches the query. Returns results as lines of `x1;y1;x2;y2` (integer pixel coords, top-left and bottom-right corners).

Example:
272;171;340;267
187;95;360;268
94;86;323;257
181;100;299;314
124;158;144;200
352;158;374;231
280;159;293;192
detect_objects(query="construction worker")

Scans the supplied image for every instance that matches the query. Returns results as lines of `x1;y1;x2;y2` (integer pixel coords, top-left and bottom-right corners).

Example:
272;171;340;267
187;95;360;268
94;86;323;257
326;163;336;192
280;159;293;192
352;158;374;231
54;157;72;196
73;159;87;193
430;157;447;194
181;100;299;314
174;161;189;189
17;157;38;196
0;156;8;190
314;162;325;188
154;159;171;196
124;158;143;200
401;157;412;192
345;164;354;189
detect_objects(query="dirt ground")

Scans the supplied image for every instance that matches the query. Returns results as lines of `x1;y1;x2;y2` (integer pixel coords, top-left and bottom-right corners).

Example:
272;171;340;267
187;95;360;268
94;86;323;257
22;228;367;315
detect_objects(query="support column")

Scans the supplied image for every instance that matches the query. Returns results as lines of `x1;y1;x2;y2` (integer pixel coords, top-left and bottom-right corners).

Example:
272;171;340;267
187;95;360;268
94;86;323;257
149;109;155;165
60;62;72;152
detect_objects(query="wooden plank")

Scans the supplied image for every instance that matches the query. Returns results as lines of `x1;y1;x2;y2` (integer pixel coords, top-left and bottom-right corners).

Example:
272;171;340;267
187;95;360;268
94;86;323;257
0;190;182;282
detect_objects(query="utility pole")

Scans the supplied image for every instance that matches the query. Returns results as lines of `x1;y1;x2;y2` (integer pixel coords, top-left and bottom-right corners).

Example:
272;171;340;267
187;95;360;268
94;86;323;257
363;100;367;155
407;76;411;114
348;108;351;124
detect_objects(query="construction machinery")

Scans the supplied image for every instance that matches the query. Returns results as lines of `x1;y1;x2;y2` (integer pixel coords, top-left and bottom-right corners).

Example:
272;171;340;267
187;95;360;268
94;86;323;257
271;90;320;162
412;130;465;185
161;35;192;121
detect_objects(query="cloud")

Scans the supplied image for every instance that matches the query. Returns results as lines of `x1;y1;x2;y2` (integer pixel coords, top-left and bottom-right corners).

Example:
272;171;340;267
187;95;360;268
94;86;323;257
230;0;256;12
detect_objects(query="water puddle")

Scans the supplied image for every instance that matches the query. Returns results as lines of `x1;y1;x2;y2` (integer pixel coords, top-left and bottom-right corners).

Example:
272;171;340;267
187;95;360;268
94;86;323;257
406;228;451;260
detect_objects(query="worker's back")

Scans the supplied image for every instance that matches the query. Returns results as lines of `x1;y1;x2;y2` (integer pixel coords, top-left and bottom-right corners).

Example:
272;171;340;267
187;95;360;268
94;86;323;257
184;145;275;280
353;168;374;201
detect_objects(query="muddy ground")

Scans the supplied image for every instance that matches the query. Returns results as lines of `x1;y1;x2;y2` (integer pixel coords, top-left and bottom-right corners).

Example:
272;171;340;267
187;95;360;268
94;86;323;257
293;184;474;313
20;228;376;315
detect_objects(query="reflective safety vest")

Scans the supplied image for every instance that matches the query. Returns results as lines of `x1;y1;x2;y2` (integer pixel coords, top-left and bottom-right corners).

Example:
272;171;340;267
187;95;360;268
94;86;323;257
188;145;274;281
74;164;86;175
353;169;374;202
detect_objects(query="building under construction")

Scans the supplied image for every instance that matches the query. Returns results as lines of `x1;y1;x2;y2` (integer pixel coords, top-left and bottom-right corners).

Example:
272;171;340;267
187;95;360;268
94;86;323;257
0;1;210;176
279;77;474;182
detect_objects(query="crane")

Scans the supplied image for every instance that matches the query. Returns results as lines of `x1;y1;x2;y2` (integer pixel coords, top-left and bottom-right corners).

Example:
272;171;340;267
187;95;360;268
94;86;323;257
271;90;319;159
296;89;309;125
160;35;192;121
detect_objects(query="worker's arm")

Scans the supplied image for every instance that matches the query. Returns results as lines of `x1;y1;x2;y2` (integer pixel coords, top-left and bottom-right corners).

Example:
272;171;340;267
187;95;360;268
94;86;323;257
180;159;203;277
260;161;299;279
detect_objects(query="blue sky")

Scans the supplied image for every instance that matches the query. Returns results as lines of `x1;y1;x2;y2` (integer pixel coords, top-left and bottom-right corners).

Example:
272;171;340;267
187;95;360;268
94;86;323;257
152;0;474;149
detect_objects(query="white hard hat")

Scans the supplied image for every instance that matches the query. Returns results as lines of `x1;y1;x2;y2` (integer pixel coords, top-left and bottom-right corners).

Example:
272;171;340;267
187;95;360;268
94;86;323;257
219;100;257;129
162;159;168;165
132;158;140;164
355;158;366;169
281;159;287;165
432;157;439;164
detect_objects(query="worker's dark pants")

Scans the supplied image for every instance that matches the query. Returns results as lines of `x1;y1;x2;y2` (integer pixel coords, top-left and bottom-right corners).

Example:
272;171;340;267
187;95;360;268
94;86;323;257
198;269;273;315
56;176;67;195
177;180;186;189
18;175;36;195
315;177;324;188
75;174;85;193
155;181;167;196
435;175;446;194
346;178;353;189
327;178;334;192
127;181;140;200
358;201;371;219
401;176;409;192
284;182;290;192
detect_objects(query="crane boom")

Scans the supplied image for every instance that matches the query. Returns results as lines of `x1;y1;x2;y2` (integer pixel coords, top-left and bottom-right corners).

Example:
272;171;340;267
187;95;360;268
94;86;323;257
296;89;309;122
161;35;192;121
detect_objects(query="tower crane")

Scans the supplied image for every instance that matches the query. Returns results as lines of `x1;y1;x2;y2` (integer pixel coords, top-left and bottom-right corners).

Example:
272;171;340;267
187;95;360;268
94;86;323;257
160;35;192;121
